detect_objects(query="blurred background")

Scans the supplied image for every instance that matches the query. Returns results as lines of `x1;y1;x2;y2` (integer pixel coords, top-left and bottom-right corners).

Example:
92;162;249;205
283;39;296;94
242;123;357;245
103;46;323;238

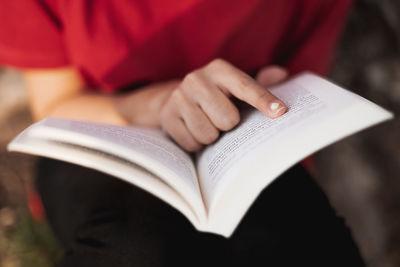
0;0;399;266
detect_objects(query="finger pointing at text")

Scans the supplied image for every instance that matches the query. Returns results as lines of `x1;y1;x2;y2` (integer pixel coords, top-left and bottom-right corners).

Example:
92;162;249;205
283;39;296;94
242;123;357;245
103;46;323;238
160;58;288;152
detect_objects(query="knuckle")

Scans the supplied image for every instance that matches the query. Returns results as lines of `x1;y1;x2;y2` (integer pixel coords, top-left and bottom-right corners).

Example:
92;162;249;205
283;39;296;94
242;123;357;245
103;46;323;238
170;88;182;99
170;88;186;104
234;75;257;98
237;76;253;90
219;110;240;131
181;71;206;95
207;58;226;70
182;71;214;99
182;71;202;86
183;139;202;152
189;119;218;144
199;127;219;144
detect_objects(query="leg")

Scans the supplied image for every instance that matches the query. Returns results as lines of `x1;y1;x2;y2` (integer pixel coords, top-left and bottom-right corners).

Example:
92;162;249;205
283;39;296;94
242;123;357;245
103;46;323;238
36;158;365;266
229;164;366;266
35;158;229;266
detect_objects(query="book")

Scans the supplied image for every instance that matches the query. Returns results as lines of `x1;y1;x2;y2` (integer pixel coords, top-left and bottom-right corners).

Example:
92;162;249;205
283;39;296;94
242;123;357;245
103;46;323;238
7;72;393;238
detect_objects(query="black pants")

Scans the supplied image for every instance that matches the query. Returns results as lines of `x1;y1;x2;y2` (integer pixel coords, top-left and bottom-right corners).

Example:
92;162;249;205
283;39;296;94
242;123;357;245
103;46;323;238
36;158;365;266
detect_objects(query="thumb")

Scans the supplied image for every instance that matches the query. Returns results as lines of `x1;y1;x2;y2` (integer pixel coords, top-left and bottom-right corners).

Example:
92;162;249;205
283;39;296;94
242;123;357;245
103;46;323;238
256;66;288;87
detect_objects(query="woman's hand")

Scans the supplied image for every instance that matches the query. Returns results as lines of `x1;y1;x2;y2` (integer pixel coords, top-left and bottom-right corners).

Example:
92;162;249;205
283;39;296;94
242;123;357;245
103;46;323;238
160;59;288;152
22;60;287;152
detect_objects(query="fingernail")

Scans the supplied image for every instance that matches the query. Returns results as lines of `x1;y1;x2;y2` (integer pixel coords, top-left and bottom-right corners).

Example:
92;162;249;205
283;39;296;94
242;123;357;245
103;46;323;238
270;102;281;111
269;102;286;116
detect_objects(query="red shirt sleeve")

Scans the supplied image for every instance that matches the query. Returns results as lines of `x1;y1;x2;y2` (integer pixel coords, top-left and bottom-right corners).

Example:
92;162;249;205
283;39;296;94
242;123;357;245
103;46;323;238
280;0;354;76
0;0;69;68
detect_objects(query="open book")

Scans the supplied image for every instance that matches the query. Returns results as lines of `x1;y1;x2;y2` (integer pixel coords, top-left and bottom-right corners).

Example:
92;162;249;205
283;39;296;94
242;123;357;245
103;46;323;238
7;73;393;237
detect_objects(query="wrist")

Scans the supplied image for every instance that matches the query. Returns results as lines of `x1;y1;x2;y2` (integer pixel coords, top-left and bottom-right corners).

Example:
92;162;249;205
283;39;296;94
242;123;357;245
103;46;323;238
115;81;178;127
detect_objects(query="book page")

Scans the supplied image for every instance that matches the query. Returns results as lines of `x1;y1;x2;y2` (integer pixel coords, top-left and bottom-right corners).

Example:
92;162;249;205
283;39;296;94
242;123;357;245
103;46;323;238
197;75;341;206
8;130;205;229
22;119;207;222
198;85;328;194
196;73;393;236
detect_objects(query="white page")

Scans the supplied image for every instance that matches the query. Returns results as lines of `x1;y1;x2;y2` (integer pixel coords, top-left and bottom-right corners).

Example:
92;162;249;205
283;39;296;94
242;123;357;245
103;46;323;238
8;130;207;231
196;73;393;236
197;73;343;206
22;119;207;222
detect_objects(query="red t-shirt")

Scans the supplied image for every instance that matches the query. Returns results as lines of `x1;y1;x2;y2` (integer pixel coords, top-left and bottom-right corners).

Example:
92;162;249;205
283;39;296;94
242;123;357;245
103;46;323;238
0;0;353;93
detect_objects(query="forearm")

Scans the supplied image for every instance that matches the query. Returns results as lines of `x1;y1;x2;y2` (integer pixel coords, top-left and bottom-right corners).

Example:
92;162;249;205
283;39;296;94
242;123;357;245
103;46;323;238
47;92;128;125
38;83;175;127
23;67;176;127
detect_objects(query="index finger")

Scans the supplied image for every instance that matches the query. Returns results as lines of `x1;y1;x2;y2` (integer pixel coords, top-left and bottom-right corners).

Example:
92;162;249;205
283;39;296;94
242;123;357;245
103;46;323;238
204;59;287;118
